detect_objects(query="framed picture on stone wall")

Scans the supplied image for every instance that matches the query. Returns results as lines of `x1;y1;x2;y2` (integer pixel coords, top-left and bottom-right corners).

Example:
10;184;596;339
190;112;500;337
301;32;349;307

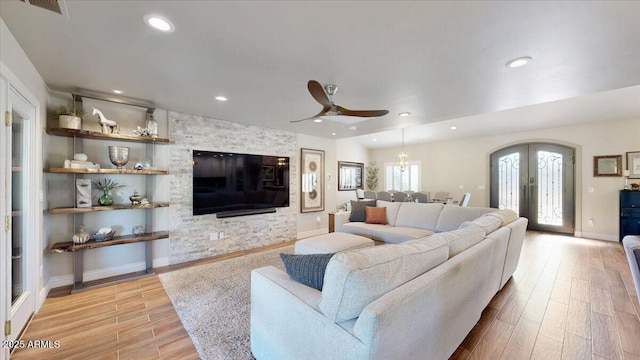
300;148;324;213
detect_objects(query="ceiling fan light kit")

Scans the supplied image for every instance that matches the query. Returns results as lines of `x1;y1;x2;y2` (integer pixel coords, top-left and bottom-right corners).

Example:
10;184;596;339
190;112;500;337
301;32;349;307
291;80;389;123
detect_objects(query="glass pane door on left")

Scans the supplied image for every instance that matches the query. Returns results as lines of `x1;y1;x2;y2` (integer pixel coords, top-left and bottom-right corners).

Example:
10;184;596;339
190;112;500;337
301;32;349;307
2;84;37;344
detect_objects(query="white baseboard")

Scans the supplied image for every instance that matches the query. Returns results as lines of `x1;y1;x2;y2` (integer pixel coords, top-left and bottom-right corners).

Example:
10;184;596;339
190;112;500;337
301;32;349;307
575;232;618;242
297;228;328;239
46;257;170;289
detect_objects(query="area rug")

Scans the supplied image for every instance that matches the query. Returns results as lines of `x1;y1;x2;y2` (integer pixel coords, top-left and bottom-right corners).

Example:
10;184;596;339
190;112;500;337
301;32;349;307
159;245;294;360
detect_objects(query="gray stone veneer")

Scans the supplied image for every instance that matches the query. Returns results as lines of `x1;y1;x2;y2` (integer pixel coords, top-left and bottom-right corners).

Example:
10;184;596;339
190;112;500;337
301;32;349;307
169;111;297;264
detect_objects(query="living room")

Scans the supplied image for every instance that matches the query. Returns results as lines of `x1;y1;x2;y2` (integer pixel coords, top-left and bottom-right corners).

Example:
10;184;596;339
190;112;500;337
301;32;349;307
1;1;640;359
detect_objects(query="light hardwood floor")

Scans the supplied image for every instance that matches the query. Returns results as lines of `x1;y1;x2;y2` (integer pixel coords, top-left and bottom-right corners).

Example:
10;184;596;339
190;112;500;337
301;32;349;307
12;232;640;360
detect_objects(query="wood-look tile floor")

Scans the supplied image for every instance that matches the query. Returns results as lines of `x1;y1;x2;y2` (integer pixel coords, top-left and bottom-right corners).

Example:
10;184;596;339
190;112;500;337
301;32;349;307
12;232;640;360
451;232;640;360
11;276;199;360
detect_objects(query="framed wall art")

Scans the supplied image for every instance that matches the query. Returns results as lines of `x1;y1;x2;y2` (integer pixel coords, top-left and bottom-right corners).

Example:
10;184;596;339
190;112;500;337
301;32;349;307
338;161;364;191
593;155;622;177
627;151;640;179
300;148;324;212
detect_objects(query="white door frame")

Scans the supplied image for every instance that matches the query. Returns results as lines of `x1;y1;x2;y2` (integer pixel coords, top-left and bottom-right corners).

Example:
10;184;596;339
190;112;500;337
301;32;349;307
1;61;42;357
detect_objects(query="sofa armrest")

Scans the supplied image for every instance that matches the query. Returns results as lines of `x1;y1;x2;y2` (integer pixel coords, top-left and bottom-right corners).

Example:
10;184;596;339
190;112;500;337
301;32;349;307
333;211;351;233
251;266;368;360
622;236;640;300
500;217;528;288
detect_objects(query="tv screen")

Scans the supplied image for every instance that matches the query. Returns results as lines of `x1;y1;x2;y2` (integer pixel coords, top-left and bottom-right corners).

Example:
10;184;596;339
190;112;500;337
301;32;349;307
192;150;290;216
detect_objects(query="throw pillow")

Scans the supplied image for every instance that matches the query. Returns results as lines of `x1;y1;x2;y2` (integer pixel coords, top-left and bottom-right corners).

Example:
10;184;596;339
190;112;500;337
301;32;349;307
349;199;376;222
365;206;387;224
279;253;334;291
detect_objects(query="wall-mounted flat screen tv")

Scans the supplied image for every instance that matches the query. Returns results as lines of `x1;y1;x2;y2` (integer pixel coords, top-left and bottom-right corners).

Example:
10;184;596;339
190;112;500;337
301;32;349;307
192;150;290;216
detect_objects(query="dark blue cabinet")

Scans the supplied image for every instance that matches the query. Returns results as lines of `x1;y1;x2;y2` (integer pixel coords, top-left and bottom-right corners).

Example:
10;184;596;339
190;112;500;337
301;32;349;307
620;190;640;241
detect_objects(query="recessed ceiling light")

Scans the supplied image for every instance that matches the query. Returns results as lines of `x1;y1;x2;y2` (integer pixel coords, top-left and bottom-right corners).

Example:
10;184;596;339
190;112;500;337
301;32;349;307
144;14;175;33
372;138;377;142
112;89;123;94
215;96;228;102
398;112;411;117
349;126;357;130
331;132;336;136
450;126;457;130
313;119;323;123
506;56;532;68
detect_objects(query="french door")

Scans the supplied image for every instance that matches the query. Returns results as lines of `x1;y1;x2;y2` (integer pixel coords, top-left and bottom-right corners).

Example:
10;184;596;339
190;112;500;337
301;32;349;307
490;143;575;234
1;70;38;357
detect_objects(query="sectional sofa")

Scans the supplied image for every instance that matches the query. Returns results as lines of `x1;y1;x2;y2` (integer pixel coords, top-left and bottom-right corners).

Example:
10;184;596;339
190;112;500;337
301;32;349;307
251;201;528;360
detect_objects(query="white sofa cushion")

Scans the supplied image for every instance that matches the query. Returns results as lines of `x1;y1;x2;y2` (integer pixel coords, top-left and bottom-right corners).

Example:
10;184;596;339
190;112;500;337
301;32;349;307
371;226;434;244
483;209;519;226
395;202;444;231
318;236;449;322
341;222;390;239
459;213;503;235
435;205;496;232
429;225;486;258
375;200;402;226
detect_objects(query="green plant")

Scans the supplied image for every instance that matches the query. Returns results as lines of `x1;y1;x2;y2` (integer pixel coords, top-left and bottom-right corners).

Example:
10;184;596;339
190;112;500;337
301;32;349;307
366;161;379;191
92;178;125;193
54;105;85;117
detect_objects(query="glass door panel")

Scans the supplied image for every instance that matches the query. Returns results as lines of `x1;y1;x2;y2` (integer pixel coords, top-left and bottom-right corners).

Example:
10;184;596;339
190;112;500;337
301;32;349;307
11;110;24;305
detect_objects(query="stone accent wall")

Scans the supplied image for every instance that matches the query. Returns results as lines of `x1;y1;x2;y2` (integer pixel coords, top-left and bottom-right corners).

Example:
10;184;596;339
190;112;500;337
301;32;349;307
168;111;297;264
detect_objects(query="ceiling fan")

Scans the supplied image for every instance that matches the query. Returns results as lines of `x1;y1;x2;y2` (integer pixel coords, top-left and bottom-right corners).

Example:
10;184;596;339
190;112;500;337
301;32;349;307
290;80;389;123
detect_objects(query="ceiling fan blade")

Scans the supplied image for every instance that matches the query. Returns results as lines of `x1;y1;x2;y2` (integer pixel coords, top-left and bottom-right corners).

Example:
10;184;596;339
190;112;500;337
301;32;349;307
290;107;330;123
336;106;389;118
308;80;332;107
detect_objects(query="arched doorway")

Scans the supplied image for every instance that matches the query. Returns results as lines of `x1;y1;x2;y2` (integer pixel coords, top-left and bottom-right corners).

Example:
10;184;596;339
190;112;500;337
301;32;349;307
490;143;575;234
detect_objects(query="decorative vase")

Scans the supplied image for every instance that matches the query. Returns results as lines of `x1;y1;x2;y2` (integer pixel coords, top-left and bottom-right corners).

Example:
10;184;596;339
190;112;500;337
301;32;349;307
72;225;90;244
98;190;114;206
146;115;158;138
59;115;81;130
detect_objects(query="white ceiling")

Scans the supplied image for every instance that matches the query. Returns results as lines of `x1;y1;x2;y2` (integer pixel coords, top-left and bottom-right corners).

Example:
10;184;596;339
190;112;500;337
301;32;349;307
2;1;640;145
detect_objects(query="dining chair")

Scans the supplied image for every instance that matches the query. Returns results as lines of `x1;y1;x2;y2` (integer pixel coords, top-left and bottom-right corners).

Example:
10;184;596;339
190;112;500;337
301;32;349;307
433;191;450;201
363;190;377;200
394;192;410;202
413;192;429;203
459;192;471;207
377;191;392;202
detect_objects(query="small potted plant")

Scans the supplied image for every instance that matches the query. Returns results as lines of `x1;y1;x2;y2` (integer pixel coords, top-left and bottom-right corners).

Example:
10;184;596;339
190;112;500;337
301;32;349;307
92;178;125;206
55;105;85;130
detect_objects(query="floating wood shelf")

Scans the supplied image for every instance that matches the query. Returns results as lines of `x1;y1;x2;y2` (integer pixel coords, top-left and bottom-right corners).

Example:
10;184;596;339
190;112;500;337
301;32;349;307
12;167;22;172
47;167;168;175
49;231;169;253
46;127;170;144
49;202;169;214
11;211;20;217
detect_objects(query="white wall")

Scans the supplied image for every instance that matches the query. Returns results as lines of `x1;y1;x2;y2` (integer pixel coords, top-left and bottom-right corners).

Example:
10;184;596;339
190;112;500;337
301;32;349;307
370;117;640;241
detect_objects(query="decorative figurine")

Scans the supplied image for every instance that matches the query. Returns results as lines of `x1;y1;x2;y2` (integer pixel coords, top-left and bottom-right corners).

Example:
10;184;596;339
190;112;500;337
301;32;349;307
134;162;144;170
132;225;145;236
92;108;120;134
72;224;90;244
129;190;143;205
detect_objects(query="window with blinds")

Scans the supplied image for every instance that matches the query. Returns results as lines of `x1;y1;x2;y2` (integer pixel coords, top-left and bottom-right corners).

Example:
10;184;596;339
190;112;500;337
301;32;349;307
384;161;420;191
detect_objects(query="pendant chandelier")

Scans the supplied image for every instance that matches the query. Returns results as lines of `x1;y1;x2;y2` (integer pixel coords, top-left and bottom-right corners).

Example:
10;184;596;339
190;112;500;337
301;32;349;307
398;128;409;172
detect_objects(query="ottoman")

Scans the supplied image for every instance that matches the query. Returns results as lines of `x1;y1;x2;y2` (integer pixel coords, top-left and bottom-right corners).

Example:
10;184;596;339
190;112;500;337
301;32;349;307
295;232;375;255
